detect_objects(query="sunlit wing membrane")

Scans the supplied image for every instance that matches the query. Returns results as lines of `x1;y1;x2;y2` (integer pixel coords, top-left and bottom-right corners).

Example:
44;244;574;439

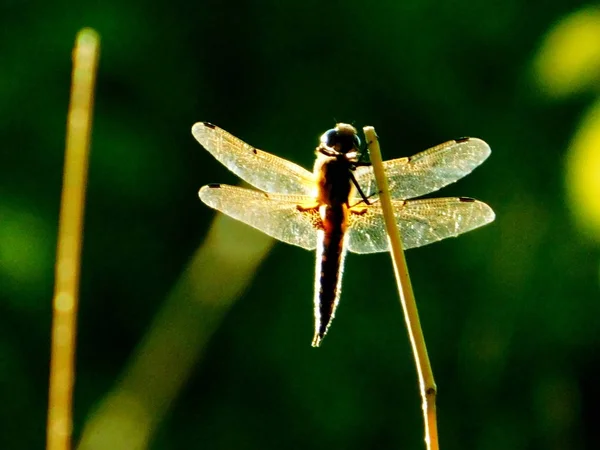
347;197;495;254
354;138;491;200
199;184;320;250
192;122;315;196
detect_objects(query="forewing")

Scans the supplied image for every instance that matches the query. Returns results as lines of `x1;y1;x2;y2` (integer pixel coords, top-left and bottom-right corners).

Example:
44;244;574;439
192;122;315;195
355;138;491;200
199;184;320;250
347;197;495;254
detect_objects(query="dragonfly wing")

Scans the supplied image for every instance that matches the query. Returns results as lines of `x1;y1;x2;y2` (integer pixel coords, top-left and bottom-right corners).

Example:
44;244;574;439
347;197;495;254
192;122;315;195
199;184;320;250
355;138;491;200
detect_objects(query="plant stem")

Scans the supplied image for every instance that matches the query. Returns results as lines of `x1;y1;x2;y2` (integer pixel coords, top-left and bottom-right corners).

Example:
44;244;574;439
363;126;439;450
47;28;100;450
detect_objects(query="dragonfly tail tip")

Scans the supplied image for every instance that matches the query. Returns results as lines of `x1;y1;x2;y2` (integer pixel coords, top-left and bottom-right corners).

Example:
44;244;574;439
311;334;323;347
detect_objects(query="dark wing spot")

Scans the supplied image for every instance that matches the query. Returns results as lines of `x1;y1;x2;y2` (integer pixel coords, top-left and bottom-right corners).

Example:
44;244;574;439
349;206;369;215
203;122;216;129
455;137;470;143
252;147;258;154
459;197;476;202
207;183;222;188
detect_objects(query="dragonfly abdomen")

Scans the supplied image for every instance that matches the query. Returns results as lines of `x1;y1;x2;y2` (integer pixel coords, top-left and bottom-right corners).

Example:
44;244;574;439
312;204;348;347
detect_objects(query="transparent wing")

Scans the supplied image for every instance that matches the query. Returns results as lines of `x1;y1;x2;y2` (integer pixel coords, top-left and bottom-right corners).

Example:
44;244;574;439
347;197;495;254
354;138;491;200
192;122;315;195
199;184;320;250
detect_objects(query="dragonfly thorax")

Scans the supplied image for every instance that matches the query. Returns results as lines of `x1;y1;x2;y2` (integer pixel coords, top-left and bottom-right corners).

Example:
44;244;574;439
314;153;355;207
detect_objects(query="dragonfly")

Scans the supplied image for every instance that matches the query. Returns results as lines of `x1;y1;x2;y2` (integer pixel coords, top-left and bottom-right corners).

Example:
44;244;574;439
193;122;495;347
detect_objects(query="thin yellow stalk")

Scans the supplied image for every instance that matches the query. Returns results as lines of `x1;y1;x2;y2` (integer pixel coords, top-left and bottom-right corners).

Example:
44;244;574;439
363;127;439;450
47;29;100;450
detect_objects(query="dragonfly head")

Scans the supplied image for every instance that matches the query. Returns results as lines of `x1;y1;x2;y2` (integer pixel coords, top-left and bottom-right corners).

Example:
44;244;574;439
320;123;361;155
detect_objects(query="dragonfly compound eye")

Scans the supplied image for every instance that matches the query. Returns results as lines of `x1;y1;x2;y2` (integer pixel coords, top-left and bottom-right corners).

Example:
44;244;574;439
320;125;360;154
320;128;339;147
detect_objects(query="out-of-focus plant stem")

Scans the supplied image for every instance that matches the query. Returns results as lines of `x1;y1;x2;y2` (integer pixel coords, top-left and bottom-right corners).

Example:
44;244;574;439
47;28;100;450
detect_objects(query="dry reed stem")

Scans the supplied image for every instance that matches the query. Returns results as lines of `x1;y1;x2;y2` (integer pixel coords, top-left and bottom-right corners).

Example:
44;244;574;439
363;126;439;450
47;28;100;450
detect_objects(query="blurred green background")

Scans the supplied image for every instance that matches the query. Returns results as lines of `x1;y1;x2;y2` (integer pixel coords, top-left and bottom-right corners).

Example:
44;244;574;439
1;0;600;449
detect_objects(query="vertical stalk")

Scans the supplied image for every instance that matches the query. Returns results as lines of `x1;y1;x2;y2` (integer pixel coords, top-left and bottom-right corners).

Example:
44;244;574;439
363;127;439;450
47;28;100;450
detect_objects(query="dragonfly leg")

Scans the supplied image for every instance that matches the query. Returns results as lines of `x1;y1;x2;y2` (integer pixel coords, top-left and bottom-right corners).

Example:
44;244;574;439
348;170;371;206
296;203;324;230
296;201;319;212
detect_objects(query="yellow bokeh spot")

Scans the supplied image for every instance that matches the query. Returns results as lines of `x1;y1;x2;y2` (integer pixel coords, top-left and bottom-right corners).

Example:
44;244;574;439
534;7;600;97
566;98;600;241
